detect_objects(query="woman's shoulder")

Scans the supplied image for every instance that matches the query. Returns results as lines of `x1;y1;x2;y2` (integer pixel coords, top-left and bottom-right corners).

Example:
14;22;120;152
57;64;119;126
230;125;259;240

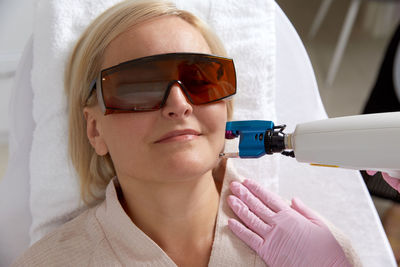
12;204;113;266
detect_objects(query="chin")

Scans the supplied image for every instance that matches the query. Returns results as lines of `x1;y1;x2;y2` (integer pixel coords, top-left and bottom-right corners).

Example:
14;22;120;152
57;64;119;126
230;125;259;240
161;150;219;180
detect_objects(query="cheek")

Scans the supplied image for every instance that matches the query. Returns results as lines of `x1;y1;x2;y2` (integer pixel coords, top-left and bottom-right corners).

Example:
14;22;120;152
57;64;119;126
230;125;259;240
198;102;227;145
101;114;154;159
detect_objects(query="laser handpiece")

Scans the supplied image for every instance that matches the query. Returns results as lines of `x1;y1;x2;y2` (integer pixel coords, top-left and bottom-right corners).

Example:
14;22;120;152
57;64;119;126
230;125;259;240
221;112;400;178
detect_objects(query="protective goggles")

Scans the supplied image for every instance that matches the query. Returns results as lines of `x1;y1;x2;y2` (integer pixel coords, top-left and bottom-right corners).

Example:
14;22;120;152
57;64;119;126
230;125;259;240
87;53;237;115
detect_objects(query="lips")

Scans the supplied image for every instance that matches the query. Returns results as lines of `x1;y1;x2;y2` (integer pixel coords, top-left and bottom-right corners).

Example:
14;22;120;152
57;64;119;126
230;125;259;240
155;129;201;143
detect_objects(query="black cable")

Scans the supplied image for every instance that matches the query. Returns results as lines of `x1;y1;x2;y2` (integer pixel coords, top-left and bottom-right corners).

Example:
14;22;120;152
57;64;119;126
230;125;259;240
281;151;295;158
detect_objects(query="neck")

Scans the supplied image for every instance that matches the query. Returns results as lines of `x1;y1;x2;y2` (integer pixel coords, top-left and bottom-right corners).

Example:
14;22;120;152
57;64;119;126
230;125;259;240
118;169;222;264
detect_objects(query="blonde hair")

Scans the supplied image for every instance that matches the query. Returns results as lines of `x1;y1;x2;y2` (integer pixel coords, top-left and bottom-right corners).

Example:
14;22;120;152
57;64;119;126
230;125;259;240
65;0;234;206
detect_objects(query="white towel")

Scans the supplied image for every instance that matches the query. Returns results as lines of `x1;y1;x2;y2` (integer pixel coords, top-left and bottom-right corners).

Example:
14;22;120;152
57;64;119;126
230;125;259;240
30;0;123;244
29;0;277;243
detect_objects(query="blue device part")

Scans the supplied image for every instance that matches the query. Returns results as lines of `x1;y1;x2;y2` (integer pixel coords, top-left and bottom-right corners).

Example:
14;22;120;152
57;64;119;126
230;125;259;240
225;120;275;158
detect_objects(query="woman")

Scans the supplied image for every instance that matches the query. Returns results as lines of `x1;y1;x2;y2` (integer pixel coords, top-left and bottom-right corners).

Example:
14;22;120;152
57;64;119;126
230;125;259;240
13;0;359;266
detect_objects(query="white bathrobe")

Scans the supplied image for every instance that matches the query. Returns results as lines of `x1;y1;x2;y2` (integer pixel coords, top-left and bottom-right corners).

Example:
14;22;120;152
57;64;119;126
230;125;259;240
13;161;360;266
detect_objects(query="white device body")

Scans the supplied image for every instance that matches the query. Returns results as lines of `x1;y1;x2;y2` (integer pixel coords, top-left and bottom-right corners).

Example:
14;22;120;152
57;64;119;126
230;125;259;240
290;112;400;178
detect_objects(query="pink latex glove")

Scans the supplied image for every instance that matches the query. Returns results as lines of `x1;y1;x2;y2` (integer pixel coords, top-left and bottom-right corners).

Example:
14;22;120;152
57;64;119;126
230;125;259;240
366;170;400;193
227;179;351;267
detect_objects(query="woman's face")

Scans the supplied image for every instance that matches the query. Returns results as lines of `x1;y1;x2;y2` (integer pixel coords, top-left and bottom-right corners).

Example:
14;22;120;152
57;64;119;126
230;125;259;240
85;16;227;183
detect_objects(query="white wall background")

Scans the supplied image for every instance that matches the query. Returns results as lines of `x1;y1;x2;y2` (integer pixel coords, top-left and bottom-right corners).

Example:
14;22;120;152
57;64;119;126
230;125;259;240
0;0;34;144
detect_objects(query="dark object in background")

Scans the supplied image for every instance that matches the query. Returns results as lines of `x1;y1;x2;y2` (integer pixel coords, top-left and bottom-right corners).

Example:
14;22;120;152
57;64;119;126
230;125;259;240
362;171;400;202
362;23;400;202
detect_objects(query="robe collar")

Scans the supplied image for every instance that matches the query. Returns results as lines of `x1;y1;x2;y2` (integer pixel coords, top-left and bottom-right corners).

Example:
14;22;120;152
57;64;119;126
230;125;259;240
95;160;266;266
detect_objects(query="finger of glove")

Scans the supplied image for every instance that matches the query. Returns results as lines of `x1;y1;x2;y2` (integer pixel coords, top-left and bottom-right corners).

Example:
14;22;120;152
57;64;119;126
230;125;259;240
242;179;289;212
230;181;275;222
227;195;271;237
290;197;324;227
366;170;377;176
228;218;264;252
382;172;400;193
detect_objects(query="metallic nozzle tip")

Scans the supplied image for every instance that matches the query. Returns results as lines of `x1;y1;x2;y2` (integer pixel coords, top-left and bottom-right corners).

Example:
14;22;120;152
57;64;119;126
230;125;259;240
219;152;240;158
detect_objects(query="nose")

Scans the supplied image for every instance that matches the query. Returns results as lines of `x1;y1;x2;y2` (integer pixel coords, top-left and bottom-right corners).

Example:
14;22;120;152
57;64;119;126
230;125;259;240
161;83;193;119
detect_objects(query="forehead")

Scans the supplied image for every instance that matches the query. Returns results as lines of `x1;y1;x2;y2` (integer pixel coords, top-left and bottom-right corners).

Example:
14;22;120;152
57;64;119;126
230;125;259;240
102;16;211;69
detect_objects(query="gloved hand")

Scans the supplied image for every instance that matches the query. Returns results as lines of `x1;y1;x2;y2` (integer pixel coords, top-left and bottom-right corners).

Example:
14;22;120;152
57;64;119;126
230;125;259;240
366;170;400;193
227;179;351;267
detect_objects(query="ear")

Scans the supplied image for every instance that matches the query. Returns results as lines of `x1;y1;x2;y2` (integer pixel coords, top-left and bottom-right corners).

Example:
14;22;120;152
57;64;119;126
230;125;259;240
83;106;109;156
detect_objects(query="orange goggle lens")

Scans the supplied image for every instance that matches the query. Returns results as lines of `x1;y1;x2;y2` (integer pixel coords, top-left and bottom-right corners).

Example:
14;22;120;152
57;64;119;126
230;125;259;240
89;53;237;115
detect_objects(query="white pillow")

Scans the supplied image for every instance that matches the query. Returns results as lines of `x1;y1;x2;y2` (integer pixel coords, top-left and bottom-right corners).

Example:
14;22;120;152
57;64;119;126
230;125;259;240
0;37;34;267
